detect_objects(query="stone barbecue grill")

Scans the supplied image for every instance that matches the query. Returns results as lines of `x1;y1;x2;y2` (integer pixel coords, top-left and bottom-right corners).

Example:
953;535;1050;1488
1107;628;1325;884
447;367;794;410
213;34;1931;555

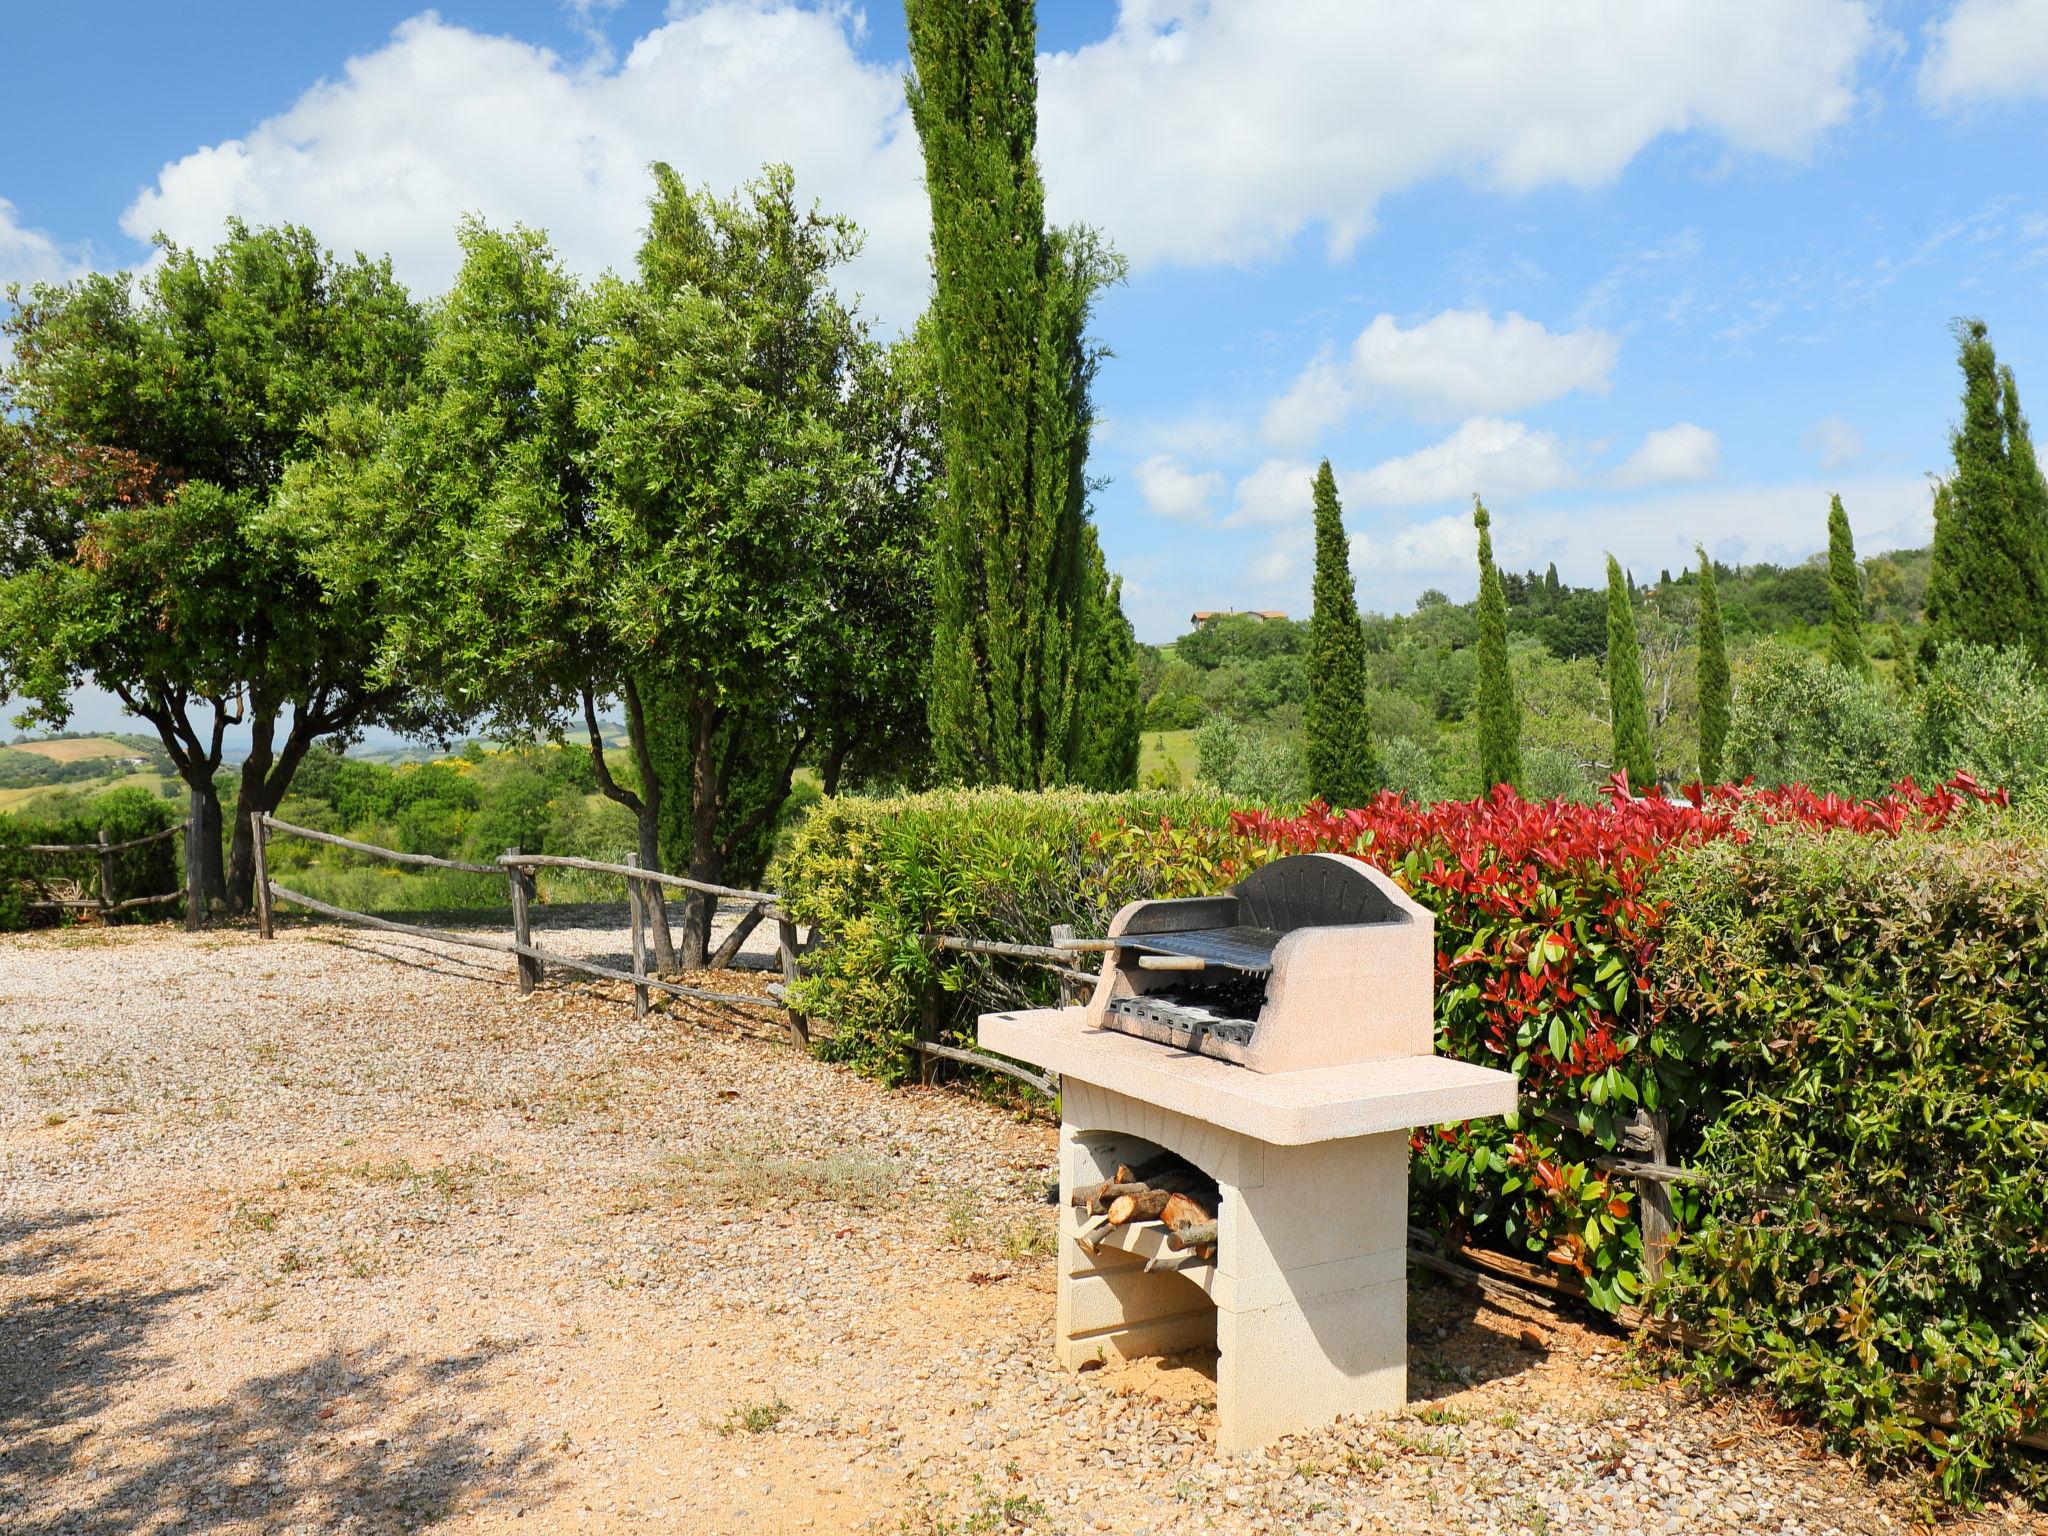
980;852;1516;1451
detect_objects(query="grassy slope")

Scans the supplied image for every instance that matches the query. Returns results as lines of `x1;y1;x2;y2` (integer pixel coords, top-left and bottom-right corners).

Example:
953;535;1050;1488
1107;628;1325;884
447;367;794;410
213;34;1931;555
1139;729;1198;786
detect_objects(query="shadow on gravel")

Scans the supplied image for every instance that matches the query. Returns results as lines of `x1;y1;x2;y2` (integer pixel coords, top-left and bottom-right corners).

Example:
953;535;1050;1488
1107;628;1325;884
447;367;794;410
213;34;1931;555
0;1210;555;1533
1403;1268;1558;1404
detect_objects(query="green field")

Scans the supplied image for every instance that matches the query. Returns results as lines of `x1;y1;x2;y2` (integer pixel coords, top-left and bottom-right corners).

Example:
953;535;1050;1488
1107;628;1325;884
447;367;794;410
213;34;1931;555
1139;729;1198;787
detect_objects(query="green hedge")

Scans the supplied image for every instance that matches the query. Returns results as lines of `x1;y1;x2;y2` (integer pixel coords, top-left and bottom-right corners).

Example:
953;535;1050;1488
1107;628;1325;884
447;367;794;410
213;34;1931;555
0;786;183;930
1651;823;2048;1499
775;789;1245;1081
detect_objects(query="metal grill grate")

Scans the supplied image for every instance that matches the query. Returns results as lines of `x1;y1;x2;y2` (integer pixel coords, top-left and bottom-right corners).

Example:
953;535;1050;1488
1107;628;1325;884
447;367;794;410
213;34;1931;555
1117;925;1281;973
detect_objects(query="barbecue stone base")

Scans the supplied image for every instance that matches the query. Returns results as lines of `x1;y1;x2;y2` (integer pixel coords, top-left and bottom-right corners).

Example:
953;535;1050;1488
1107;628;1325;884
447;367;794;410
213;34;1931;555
1057;1078;1410;1452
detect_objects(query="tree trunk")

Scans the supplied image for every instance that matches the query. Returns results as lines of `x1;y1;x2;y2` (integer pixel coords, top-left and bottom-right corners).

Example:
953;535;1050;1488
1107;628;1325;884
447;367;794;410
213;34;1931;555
677;696;725;969
222;701;341;914
183;772;227;917
635;799;677;973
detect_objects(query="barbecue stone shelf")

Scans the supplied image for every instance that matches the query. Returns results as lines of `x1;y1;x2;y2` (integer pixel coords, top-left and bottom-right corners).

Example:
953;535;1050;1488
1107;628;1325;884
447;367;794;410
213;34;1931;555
979;1006;1513;1144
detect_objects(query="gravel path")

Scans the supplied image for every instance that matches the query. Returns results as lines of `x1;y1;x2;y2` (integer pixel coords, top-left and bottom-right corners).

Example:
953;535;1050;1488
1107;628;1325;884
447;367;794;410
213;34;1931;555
1;922;2035;1535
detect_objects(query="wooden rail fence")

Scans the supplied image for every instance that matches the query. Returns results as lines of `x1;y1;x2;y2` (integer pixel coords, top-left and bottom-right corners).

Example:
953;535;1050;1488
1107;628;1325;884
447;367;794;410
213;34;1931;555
19;821;188;920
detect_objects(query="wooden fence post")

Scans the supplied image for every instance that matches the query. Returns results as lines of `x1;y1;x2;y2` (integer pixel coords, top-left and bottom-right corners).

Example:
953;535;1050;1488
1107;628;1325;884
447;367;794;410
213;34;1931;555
253;813;273;940
776;917;809;1047
915;985;942;1085
96;829;114;919
1635;1109;1676;1290
626;854;649;1019
506;847;542;994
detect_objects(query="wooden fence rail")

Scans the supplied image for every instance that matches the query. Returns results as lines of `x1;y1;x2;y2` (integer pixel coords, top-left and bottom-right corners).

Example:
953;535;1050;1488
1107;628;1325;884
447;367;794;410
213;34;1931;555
19;819;188;921
257;814;799;1032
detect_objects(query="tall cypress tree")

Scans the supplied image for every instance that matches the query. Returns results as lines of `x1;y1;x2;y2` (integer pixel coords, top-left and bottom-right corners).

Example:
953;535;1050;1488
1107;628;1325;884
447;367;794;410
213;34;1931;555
1605;554;1654;792
1825;494;1868;675
1695;546;1730;784
1471;498;1521;792
906;0;1128;786
1925;319;2048;666
1886;618;1917;697
1303;460;1378;805
1072;525;1141;790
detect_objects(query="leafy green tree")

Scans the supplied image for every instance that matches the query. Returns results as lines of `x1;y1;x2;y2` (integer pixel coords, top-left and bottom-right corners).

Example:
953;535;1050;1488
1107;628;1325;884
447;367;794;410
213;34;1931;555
1605;554;1654;790
1825;494;1869;675
1925;319;2048;665
0;223;430;913
1885;617;1917;697
1728;641;1905;798
1302;461;1378;804
906;0;1129;787
1695;546;1730;784
1471;497;1521;792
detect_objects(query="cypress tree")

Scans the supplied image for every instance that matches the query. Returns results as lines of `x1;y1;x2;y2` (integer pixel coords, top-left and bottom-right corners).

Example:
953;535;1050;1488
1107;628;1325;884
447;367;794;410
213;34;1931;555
1605;554;1654;792
1543;562;1560;601
1471;497;1522;792
1825;493;1869;675
1925;319;2048;666
1072;526;1141;790
906;0;1127;786
1886;618;1917;697
1302;460;1378;805
1695;546;1730;784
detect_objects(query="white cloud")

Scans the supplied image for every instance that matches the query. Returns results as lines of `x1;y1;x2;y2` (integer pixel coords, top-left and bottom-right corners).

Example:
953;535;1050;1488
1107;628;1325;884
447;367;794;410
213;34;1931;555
1259;346;1352;447
0;197;89;294
1615;423;1721;487
1803;414;1864;470
1347;310;1618;420
1041;1;1888;268
1227;458;1318;527
1352;418;1576;505
1133;453;1223;522
1345;473;1934;613
1259;308;1618;448
1920;0;2048;107
120;7;931;324
1351;514;1479;576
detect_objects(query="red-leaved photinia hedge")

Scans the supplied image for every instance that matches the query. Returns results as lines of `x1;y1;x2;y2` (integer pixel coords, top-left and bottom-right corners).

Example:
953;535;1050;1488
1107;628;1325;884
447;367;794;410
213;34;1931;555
1225;773;2007;1314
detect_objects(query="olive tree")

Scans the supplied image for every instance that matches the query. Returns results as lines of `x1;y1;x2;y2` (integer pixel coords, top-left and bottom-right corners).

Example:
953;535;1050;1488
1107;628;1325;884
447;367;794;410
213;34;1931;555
0;224;431;913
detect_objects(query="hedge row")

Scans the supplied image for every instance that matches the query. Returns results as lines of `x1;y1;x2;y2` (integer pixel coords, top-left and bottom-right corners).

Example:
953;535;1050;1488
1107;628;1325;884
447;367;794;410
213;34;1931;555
0;786;182;930
776;775;2037;1497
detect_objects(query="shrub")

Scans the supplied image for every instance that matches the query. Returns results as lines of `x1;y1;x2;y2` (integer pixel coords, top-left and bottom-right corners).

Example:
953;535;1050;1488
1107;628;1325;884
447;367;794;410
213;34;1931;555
0;787;182;930
1728;641;1907;797
1225;777;2004;1315
775;789;1243;1081
1192;716;1305;804
1652;824;2048;1500
1914;642;2048;802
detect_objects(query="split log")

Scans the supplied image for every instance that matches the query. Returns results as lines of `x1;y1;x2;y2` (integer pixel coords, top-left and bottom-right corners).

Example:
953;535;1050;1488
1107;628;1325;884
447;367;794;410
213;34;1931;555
1105;1189;1176;1226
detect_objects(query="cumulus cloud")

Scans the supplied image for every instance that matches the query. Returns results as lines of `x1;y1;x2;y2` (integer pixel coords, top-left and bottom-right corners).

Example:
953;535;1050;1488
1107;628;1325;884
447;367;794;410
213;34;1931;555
1259;347;1352;448
1920;0;2048;107
1040;1;1888;268
117;0;1893;326
1345;474;1934;613
1227;458;1318;526
120;7;931;324
1614;423;1721;487
1352;418;1577;505
1261;310;1617;444
1134;453;1223;522
1803;414;1865;470
0;197;89;293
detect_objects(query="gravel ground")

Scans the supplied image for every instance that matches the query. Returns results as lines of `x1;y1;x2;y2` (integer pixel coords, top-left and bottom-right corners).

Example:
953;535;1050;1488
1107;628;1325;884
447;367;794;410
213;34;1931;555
2;919;2039;1535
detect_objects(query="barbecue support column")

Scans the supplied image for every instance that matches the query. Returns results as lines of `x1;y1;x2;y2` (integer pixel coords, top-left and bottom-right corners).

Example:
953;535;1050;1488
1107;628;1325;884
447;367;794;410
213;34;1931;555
1055;1078;1411;1453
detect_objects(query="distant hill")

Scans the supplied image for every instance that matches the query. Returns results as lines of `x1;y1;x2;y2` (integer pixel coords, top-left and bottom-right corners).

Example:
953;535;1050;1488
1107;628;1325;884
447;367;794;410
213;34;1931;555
0;733;175;811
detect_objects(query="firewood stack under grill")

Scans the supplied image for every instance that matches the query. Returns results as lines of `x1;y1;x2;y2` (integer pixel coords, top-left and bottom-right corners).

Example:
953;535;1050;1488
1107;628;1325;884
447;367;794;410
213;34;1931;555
1070;1152;1218;1270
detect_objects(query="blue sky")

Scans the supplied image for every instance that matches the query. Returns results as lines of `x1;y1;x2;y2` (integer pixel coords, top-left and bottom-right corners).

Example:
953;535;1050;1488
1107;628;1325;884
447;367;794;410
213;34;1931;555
6;0;2048;738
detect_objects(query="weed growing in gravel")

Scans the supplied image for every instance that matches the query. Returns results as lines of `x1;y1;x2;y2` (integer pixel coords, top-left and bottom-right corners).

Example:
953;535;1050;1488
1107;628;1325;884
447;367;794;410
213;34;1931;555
664;1144;901;1212
229;1199;279;1234
1418;1403;1469;1426
996;1219;1054;1260
713;1397;790;1437
896;1475;1053;1534
941;1192;979;1247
